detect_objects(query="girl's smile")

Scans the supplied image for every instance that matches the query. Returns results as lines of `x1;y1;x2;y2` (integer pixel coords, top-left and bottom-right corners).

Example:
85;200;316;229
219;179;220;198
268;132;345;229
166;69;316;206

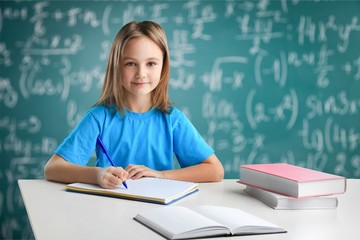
132;82;149;87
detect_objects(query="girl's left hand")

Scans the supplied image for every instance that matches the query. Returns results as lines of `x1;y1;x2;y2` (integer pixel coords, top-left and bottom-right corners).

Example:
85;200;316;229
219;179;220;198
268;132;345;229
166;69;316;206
125;164;164;179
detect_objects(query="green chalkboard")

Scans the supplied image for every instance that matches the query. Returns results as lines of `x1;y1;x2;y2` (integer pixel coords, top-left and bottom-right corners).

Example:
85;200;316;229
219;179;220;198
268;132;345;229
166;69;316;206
1;0;360;238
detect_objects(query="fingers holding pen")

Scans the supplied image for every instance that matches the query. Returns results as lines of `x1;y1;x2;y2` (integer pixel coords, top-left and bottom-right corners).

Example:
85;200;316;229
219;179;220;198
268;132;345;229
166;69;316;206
97;166;129;189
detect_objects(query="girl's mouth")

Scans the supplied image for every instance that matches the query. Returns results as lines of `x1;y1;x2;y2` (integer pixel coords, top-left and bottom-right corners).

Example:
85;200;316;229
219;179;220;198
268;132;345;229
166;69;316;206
132;82;147;86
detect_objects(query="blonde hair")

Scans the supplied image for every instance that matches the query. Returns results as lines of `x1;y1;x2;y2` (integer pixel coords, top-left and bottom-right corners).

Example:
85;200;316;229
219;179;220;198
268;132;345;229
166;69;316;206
94;21;172;114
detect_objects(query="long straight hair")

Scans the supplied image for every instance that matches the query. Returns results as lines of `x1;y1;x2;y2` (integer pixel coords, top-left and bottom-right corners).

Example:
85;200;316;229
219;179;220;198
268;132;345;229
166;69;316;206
94;21;172;114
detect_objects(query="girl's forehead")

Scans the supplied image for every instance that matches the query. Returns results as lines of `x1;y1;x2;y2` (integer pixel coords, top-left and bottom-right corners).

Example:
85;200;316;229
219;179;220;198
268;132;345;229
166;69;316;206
123;37;163;60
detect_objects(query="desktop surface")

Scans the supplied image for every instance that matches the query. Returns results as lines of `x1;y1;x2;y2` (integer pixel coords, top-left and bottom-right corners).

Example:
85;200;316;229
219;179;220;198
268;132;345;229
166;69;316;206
19;179;359;240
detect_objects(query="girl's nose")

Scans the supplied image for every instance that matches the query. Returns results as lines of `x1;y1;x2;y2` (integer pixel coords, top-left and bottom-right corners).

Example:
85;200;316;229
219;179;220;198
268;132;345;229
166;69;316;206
136;67;146;79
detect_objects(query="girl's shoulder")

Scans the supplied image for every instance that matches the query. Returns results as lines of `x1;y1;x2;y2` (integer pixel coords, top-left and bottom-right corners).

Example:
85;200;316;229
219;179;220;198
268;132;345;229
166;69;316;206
167;107;191;125
87;105;118;119
168;106;185;118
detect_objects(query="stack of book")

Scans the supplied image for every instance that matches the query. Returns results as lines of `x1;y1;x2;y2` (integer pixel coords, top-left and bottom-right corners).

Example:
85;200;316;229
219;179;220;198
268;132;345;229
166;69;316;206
238;163;347;210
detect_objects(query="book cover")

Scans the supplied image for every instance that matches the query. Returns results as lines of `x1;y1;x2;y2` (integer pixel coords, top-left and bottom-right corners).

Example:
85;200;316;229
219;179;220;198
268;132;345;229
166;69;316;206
239;163;346;198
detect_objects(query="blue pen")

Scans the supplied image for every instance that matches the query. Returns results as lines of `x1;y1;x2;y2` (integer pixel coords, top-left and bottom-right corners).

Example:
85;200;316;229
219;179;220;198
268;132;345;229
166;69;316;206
96;136;128;189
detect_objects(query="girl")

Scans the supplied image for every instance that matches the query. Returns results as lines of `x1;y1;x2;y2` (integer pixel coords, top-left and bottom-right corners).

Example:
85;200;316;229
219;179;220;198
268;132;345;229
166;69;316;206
44;21;224;189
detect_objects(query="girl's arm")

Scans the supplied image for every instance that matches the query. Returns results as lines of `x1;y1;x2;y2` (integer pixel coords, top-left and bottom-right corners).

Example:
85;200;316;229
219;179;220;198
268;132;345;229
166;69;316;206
44;154;128;189
126;154;224;182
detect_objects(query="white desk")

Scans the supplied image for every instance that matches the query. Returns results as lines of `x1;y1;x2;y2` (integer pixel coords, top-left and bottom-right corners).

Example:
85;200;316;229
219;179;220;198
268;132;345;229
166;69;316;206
19;179;359;240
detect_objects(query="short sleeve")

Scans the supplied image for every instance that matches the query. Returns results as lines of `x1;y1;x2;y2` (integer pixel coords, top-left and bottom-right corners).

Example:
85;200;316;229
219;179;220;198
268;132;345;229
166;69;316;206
54;110;100;166
172;109;214;168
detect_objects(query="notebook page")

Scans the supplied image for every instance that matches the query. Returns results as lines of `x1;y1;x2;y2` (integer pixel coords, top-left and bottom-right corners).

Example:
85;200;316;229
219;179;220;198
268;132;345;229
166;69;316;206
194;206;281;233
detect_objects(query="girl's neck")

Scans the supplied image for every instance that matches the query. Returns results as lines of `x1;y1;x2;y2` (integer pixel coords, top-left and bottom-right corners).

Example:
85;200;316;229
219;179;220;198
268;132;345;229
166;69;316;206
124;95;153;113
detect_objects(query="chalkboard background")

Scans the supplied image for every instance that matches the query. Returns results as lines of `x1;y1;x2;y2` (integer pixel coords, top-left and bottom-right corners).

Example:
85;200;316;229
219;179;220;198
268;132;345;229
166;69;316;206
1;0;360;238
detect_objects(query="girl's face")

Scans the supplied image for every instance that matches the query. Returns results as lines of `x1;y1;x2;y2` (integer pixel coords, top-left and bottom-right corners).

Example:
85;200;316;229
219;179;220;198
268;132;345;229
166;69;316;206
121;37;163;99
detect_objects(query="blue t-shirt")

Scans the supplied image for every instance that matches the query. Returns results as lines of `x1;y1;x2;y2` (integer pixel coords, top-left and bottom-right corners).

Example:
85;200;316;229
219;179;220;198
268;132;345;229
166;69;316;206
55;105;214;170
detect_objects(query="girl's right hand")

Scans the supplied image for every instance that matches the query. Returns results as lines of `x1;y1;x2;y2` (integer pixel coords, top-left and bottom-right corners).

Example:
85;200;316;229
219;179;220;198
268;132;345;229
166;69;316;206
97;166;128;189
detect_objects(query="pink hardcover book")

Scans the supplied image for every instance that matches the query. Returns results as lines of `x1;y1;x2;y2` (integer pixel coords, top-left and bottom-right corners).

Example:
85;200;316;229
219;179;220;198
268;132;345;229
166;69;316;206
239;163;347;198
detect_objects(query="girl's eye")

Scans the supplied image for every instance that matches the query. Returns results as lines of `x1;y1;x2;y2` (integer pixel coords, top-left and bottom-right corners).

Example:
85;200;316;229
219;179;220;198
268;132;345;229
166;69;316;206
148;62;157;67
125;62;136;67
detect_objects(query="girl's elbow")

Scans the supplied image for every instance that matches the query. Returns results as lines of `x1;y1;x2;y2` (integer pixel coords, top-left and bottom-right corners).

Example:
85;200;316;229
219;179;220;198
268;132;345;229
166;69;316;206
43;154;62;181
214;164;225;182
208;161;224;182
206;154;224;182
43;161;54;181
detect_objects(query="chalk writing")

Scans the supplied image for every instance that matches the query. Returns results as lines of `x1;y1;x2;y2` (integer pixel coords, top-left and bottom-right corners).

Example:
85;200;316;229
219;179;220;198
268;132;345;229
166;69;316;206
0;77;18;108
0;42;12;66
245;88;298;129
202;56;248;91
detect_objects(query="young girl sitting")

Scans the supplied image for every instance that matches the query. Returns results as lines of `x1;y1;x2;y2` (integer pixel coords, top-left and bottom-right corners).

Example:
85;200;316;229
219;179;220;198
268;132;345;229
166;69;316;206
44;21;224;189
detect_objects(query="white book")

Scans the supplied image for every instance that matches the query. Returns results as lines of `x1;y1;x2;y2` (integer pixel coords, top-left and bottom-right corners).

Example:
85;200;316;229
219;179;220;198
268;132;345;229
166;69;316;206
244;185;338;210
66;177;198;204
134;205;286;239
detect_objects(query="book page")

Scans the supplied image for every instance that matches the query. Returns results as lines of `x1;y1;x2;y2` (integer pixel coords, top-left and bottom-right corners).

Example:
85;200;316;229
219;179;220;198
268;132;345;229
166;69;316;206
67;177;198;203
135;206;230;239
194;206;284;234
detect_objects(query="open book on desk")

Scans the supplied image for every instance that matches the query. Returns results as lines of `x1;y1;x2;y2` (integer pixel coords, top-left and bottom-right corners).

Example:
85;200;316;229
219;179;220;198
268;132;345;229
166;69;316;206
66;177;198;205
134;205;286;239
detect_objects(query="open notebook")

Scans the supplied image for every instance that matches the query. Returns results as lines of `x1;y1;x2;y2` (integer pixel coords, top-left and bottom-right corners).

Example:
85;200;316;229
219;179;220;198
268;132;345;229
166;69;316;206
134;205;286;239
66;177;198;204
